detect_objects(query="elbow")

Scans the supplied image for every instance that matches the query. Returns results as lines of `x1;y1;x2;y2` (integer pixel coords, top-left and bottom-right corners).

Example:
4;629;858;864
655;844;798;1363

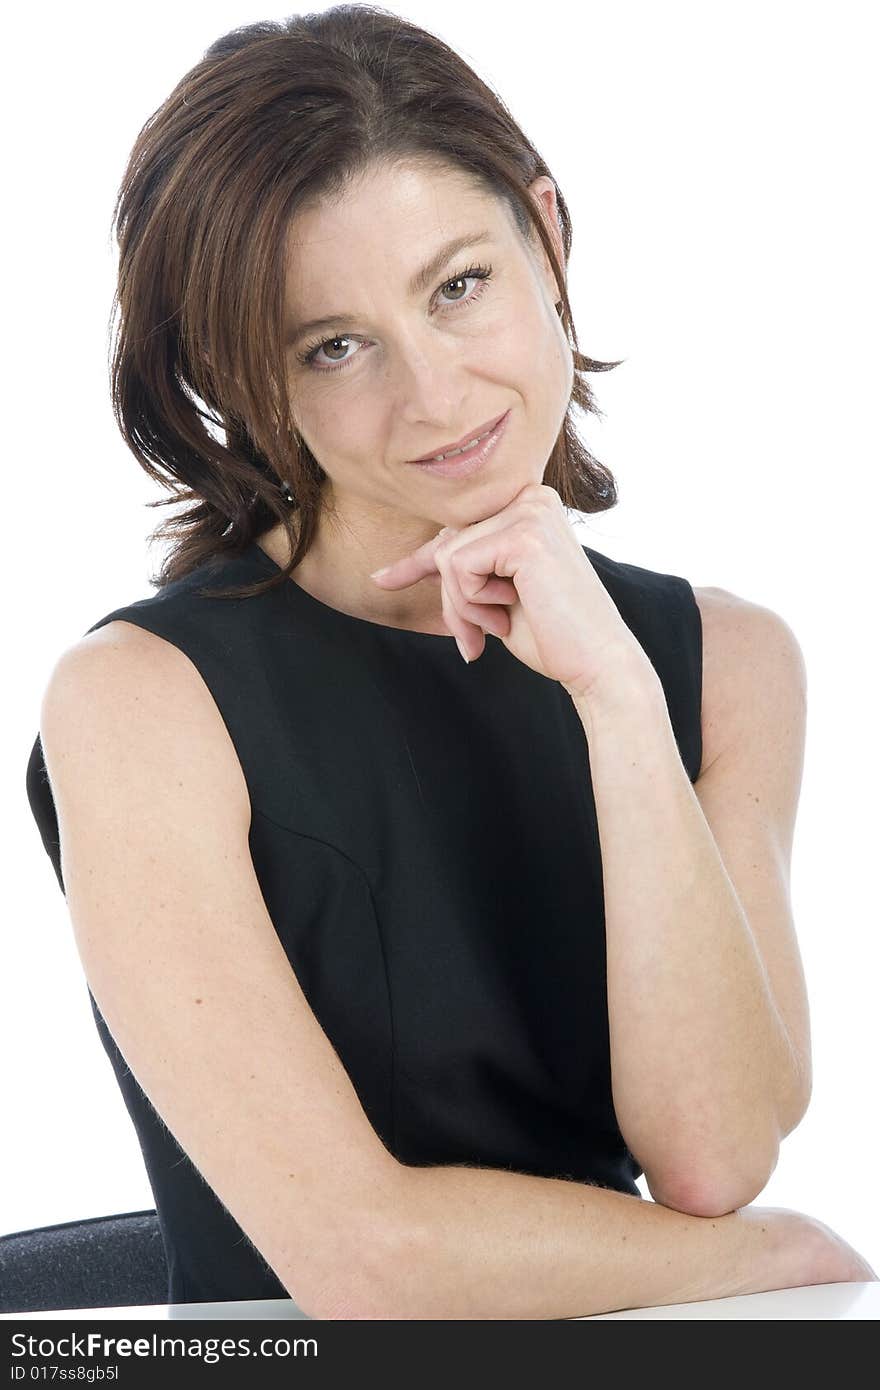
304;1174;422;1320
309;1236;416;1321
655;1180;762;1220
646;1141;781;1219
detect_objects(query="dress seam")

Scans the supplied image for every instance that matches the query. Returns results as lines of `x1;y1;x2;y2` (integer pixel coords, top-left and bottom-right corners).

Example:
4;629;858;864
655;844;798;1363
249;804;399;1158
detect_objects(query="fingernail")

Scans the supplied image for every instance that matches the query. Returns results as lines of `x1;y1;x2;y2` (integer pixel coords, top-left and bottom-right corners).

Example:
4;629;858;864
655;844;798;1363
369;566;391;580
455;637;470;664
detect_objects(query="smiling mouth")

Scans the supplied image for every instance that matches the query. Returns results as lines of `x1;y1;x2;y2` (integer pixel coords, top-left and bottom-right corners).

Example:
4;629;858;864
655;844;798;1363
407;410;510;478
408;411;508;464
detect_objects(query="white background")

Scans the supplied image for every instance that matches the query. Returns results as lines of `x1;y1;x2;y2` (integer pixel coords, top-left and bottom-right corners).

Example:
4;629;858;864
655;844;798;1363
4;0;878;1278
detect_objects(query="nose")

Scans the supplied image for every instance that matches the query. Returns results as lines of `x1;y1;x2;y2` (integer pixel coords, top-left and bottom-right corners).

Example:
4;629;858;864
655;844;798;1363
390;322;466;420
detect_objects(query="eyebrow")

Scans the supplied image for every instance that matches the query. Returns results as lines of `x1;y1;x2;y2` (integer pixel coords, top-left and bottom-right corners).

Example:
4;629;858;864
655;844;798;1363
285;230;494;345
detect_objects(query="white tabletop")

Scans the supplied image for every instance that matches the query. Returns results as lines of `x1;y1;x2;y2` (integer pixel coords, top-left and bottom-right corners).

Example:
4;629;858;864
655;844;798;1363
2;1282;877;1320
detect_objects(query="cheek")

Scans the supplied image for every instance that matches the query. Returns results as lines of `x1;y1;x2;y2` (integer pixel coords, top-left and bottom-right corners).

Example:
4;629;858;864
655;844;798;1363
506;291;559;359
315;409;403;487
538;300;574;398
471;301;539;375
303;388;377;447
522;307;571;403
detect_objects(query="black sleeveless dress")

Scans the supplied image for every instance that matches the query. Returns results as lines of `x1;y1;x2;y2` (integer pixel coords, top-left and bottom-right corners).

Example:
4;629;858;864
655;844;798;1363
25;538;703;1305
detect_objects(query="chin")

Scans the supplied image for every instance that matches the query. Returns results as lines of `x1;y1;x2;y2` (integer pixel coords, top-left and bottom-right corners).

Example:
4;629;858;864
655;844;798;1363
450;479;529;528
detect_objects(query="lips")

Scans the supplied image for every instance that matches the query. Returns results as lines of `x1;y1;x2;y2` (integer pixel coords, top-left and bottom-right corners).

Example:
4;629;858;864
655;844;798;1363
408;410;509;464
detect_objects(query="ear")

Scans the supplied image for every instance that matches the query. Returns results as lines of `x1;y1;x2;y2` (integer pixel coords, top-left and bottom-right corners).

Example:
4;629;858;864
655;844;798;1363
526;175;566;304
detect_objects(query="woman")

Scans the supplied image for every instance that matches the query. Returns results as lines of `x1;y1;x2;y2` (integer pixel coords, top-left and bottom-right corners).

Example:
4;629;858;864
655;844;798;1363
25;7;875;1318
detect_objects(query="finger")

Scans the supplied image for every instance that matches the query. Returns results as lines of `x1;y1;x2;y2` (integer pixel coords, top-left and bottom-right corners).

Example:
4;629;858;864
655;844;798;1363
443;528;520;593
465;575;519;606
440;577;486;662
472;599;512;640
452;594;512;643
440;536;519;624
369;528;454;589
438;563;513;651
431;541;504;642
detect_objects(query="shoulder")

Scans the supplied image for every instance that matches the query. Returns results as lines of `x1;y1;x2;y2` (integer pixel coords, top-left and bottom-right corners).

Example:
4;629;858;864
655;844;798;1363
43;618;209;713
39;620;250;825
48;545;282;730
692;586;808;776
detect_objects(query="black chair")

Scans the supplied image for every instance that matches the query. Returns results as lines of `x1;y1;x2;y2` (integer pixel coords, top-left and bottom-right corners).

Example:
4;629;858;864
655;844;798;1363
0;1209;168;1314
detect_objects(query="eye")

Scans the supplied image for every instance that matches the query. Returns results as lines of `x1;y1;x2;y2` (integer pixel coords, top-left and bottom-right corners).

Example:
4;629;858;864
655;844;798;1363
299;333;357;372
296;263;494;374
436;264;493;305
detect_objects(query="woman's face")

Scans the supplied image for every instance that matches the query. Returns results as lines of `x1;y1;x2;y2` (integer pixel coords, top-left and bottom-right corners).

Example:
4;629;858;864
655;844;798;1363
282;158;574;534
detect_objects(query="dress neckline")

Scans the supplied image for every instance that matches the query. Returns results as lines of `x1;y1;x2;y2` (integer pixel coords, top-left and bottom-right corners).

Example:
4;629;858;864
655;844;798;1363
247;539;493;647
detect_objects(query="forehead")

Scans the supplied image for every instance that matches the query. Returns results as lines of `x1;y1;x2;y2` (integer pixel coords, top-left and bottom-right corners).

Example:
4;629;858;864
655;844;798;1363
282;160;513;298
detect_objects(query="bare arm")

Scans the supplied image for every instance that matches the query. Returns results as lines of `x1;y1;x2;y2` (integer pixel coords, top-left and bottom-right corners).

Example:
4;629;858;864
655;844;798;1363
329;1163;829;1320
39;622;404;1320
568;654;807;1218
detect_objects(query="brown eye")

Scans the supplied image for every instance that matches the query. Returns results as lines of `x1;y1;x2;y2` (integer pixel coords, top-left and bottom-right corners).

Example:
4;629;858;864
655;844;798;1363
323;337;350;360
443;276;469;301
436;264;493;308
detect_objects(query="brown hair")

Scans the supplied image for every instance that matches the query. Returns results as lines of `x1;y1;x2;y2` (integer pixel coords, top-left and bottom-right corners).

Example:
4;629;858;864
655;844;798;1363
110;4;623;600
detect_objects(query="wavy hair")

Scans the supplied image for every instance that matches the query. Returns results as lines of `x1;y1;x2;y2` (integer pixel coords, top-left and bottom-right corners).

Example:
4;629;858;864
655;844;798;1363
109;4;623;599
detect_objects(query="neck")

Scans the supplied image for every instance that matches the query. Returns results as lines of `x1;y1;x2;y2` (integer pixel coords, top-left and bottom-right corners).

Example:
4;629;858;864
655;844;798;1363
256;515;449;634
